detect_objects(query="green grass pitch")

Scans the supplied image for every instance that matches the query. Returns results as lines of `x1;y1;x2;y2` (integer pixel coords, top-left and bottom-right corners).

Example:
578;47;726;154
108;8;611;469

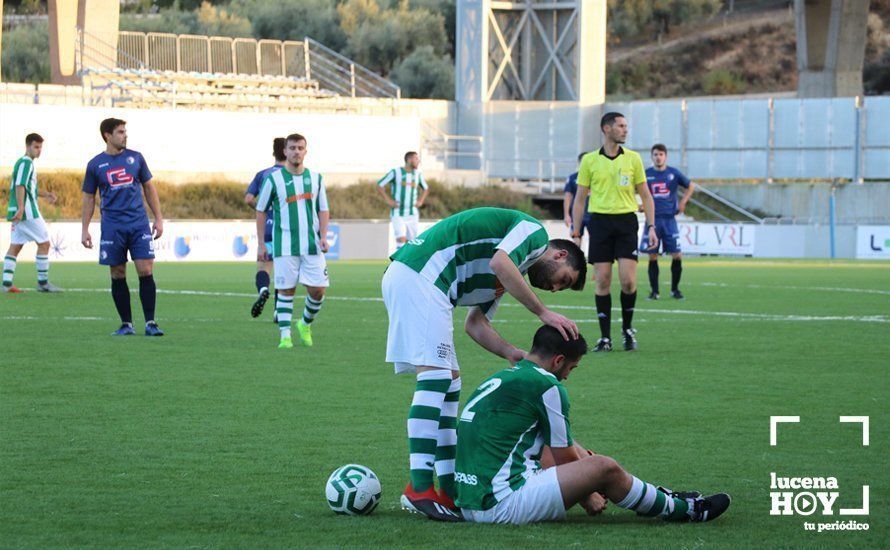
2;259;887;548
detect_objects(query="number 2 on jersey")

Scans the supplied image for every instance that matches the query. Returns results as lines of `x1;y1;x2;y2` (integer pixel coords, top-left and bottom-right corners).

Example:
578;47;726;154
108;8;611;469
459;378;502;423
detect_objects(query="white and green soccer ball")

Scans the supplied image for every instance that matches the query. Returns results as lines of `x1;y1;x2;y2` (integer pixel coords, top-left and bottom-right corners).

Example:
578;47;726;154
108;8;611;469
325;464;382;516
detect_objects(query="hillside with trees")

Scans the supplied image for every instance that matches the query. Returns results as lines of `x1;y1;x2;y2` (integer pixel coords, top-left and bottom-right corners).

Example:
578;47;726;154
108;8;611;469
2;0;889;98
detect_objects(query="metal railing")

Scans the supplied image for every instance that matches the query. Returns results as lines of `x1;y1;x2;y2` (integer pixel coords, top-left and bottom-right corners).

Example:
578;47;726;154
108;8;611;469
421;121;483;170
110;30;399;98
695;184;764;223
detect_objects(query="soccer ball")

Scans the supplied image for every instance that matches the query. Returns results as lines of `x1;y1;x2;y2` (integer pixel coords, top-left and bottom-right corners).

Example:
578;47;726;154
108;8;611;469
325;464;382;516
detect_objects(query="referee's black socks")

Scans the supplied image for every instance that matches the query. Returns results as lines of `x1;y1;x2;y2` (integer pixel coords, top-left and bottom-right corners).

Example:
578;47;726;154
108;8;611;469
111;277;132;324
620;291;636;331
139;274;157;324
671;258;682;292
648;260;659;294
595;294;612;340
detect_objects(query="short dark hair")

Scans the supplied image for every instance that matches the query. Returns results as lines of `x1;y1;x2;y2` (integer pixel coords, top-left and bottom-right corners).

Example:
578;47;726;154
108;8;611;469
548;238;587;291
404;151;418;163
99;118;126;142
651;143;668;154
272;137;286;161
530;325;588;361
25;133;44;145
286;133;306;145
600;111;624;131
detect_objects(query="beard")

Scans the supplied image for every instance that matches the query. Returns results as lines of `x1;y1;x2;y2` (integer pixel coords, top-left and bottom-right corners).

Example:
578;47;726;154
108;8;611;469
527;259;557;290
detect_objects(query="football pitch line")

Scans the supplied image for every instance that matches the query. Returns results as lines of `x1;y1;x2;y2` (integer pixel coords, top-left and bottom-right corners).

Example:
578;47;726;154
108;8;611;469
4;287;887;324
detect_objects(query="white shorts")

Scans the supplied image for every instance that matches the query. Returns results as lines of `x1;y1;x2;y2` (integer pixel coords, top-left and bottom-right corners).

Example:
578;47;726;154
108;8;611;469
382;261;458;374
391;214;419;241
273;254;329;289
10;218;49;245
461;467;566;525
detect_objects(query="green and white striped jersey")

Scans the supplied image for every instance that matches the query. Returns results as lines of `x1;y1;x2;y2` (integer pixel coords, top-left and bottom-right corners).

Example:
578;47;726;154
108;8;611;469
377;167;427;217
455;359;573;511
6;156;40;221
391;207;549;315
255;167;329;257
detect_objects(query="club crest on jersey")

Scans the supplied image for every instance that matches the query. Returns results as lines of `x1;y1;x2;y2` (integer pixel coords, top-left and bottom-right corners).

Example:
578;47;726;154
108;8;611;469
126;156;135;165
106;167;134;186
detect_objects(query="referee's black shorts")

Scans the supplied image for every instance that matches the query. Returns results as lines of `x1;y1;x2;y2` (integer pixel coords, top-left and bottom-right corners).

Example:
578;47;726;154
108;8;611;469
587;212;639;264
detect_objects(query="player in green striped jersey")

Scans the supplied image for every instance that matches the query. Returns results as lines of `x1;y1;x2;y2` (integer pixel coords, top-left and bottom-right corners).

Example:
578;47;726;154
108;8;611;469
255;134;330;349
456;325;731;525
382;207;587;520
3;133;61;294
376;151;428;250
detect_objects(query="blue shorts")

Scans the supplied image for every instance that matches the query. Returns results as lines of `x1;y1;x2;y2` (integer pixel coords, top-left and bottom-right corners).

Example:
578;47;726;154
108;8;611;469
640;217;681;255
99;223;155;265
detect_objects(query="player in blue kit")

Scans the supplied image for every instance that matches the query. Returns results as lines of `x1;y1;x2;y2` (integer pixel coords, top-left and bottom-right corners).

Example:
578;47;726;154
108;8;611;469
81;118;165;336
640;144;695;300
245;137;286;319
562;153;591;239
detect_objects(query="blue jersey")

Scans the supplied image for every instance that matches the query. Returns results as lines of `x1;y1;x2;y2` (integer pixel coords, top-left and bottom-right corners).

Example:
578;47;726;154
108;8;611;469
82;149;152;226
645;166;690;217
563;172;591;224
247;165;282;242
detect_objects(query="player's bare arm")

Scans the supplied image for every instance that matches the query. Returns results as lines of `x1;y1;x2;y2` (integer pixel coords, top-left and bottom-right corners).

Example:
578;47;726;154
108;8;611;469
11;187;26;222
563;192;573;227
570;185;590;243
490;250;578;339
142;179;164;239
245;193;257;207
636;182;658;250
318;210;330;253
36;188;57;205
415;187;429;208
80;191;96;247
375;185;398;208
678;181;696;214
464;306;526;362
256;210;268;261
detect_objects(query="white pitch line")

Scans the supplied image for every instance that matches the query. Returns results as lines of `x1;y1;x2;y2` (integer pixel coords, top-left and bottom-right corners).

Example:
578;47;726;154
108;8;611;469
7;287;887;325
697;282;890;296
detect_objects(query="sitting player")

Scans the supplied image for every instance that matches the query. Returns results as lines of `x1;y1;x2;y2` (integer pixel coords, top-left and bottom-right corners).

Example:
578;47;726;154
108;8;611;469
455;325;731;525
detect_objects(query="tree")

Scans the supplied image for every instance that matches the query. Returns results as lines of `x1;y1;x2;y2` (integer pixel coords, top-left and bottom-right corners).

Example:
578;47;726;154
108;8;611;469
343;2;447;75
195;1;251;37
1;22;51;84
246;0;346;50
390;45;454;99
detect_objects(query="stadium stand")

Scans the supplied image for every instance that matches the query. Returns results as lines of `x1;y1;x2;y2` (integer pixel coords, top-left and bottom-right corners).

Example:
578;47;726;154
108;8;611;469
75;29;399;112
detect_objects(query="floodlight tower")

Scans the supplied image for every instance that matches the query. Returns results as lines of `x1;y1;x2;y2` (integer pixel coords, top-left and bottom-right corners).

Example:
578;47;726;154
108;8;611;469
455;0;607;164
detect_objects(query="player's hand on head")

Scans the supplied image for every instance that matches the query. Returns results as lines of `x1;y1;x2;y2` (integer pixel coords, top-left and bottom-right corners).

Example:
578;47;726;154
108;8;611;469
539;309;578;340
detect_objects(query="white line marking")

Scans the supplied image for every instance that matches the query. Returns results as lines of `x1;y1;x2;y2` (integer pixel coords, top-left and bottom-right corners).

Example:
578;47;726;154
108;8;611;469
839;416;870;446
698;282;890;296
8;288;887;324
770;416;800;446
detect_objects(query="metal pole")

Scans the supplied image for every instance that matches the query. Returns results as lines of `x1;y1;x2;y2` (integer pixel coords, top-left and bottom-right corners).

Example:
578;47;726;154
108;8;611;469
853;96;862;184
829;184;836;259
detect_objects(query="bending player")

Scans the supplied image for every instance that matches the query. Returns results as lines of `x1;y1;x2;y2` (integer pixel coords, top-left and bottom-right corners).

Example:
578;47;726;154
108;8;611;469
382;207;586;521
455;325;731;525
